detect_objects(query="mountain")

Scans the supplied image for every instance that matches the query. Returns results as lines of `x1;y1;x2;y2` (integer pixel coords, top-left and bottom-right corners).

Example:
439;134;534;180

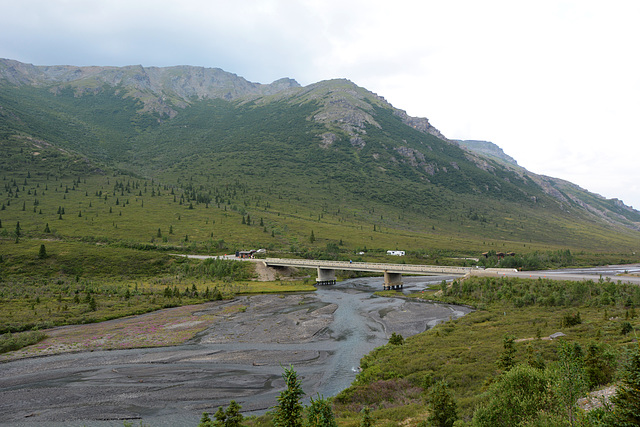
1;58;639;254
460;140;640;233
457;140;519;166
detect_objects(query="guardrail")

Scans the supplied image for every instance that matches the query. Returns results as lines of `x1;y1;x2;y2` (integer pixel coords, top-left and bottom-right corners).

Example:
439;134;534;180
263;258;474;275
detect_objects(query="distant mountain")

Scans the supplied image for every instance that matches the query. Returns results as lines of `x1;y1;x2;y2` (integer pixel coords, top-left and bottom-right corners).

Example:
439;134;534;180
1;58;639;251
457;140;518;166
0;58;300;118
460;140;639;231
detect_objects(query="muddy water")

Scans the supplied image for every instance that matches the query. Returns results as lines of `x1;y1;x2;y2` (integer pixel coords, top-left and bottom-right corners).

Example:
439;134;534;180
0;276;470;427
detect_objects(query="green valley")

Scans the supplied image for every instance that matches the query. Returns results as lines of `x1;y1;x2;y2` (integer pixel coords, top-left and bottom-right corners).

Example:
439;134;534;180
1;59;640;426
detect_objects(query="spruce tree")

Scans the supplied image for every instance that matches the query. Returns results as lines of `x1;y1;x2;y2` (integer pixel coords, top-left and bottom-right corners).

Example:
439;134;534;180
497;335;517;372
38;244;47;259
224;400;243;427
213;406;226;425
273;365;304;427
610;344;640;426
306;394;337;427
198;412;213;427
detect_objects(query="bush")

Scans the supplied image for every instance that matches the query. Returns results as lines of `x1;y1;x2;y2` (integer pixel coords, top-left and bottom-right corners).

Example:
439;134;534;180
389;332;404;346
562;312;582;327
0;330;47;354
472;364;552;426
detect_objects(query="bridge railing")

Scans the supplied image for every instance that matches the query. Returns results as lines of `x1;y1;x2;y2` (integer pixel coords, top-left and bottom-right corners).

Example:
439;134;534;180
263;258;474;275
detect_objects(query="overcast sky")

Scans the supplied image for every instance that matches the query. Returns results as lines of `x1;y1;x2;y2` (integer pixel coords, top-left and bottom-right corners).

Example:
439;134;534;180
2;0;639;209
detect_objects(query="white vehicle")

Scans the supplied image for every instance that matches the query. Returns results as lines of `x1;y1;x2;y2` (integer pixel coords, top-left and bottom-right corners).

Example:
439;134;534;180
387;250;405;256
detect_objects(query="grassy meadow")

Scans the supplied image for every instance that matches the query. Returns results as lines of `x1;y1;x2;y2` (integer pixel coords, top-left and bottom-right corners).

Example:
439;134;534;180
327;276;640;425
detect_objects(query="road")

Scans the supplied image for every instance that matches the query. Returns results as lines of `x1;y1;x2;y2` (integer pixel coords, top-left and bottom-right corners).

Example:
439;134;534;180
473;263;640;285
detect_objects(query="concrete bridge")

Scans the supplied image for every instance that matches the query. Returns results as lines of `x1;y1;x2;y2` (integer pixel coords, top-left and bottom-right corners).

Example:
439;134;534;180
262;258;495;289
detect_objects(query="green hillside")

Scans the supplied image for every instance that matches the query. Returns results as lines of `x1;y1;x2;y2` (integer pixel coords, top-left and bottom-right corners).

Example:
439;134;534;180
0;60;639;264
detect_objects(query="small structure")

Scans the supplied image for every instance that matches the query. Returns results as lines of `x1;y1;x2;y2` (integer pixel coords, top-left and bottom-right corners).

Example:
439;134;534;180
387;250;405;256
236;250;256;259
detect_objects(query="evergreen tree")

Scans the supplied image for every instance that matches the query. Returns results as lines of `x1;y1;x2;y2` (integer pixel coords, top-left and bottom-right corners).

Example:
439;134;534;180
224;400;243;427
38;244;47;259
306;394;337;427
609;344;640;426
309;230;315;243
88;296;97;311
44;223;50;233
273;365;305;427
213;407;226;426
427;380;458;427
497;335;517;372
584;342;616;389
388;332;404;346
198;412;214;427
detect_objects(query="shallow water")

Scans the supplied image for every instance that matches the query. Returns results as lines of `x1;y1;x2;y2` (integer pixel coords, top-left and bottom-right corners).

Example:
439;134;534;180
0;275;470;427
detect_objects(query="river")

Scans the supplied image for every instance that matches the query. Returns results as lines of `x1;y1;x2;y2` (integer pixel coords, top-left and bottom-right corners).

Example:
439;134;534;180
0;275;471;427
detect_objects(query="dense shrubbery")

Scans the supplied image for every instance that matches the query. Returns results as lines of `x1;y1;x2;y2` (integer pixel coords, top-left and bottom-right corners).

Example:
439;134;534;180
333;275;640;424
441;276;640;309
0;330;46;354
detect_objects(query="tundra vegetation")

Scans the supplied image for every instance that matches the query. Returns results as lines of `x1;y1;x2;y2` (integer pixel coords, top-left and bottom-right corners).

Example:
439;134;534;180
1;66;640;425
324;276;640;426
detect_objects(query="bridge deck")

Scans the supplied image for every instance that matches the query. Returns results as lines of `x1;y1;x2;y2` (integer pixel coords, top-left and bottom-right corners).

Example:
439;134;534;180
263;258;474;276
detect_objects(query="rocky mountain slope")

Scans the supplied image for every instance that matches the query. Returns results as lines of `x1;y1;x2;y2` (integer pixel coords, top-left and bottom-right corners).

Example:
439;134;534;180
1;58;639;250
460;140;640;231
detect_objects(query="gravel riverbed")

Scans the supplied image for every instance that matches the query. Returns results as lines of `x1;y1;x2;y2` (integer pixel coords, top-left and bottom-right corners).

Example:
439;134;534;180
0;277;470;427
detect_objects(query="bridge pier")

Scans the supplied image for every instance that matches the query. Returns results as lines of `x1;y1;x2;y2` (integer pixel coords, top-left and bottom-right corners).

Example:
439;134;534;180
316;268;337;286
383;271;403;290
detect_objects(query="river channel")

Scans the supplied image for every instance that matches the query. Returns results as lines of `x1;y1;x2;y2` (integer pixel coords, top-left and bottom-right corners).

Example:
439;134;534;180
0;276;471;427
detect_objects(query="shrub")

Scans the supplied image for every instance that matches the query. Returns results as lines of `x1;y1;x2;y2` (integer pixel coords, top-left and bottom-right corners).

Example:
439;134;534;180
389;332;404;346
0;330;47;354
562;312;582;327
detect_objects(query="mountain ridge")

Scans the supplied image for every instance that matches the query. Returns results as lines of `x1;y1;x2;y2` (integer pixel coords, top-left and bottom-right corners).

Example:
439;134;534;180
1;58;638;251
460;140;639;223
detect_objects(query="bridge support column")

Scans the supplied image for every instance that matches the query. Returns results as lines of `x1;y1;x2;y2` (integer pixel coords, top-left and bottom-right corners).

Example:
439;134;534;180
316;268;337;286
383;272;403;290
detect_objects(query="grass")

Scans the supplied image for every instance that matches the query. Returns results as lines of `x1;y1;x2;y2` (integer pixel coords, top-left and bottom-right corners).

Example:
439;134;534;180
0;238;313;334
333;276;640;424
